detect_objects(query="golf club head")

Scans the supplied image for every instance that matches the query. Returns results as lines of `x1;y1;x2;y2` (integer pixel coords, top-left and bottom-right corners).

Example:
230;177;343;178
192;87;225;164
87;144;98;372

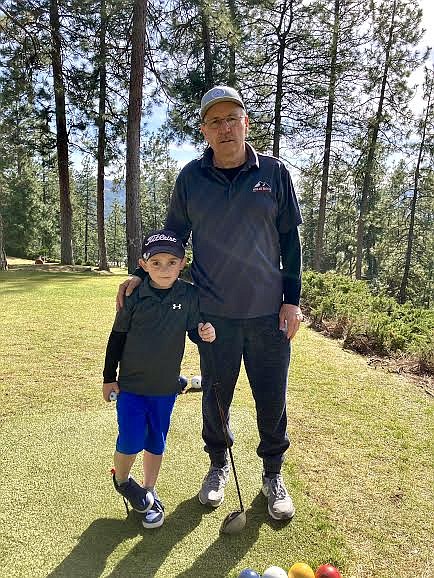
220;510;246;534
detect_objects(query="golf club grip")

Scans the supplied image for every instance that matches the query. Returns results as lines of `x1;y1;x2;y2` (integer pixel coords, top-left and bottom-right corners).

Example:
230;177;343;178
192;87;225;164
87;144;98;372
204;340;245;512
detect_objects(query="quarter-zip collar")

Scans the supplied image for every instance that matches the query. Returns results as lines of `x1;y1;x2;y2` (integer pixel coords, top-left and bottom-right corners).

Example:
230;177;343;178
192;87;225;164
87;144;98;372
201;142;260;171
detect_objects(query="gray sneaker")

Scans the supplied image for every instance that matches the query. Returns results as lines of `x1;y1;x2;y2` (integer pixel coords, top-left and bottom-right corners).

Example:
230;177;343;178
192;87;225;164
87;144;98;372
262;473;295;520
198;465;230;507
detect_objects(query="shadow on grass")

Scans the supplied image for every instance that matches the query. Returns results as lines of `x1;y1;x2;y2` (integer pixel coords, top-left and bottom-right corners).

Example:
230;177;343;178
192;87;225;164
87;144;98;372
46;515;141;578
47;493;290;578
173;493;290;578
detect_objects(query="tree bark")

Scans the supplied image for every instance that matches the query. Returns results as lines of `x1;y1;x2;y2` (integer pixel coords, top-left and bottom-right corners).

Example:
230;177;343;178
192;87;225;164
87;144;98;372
313;0;339;272
355;0;397;279
272;0;293;158
96;0;109;271
227;0;237;87
125;0;146;273
273;38;285;158
200;3;213;90
84;175;89;263
49;0;73;265
0;212;8;271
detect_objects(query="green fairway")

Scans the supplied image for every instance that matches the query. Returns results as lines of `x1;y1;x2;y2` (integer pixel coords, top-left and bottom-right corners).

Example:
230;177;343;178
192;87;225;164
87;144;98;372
0;265;433;578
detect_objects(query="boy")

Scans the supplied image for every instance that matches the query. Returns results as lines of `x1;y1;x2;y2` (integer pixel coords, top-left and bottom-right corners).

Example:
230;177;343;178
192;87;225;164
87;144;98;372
103;229;215;529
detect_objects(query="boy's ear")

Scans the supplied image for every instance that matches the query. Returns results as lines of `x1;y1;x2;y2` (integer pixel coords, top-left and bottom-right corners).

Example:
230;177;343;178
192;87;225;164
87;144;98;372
180;256;187;269
138;258;147;270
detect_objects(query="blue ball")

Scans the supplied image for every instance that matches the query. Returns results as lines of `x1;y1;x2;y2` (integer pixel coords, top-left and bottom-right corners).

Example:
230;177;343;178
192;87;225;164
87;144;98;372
178;375;188;389
238;570;261;578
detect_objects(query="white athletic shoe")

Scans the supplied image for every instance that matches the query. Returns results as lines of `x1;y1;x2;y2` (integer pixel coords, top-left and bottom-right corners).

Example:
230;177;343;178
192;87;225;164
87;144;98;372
198;465;230;507
262;473;295;520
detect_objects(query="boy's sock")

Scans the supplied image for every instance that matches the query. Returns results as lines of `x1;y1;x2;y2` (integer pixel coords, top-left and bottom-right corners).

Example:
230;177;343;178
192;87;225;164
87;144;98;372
115;475;129;486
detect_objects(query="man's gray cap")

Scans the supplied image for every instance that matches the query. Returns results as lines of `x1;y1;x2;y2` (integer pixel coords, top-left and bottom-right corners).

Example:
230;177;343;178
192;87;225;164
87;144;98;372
200;86;245;120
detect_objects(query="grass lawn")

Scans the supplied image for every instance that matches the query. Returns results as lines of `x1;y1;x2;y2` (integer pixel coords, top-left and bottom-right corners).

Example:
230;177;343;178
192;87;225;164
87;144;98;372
0;263;433;578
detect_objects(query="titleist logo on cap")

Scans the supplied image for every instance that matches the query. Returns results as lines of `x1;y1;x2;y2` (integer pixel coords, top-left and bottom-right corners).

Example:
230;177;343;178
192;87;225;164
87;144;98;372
144;234;178;245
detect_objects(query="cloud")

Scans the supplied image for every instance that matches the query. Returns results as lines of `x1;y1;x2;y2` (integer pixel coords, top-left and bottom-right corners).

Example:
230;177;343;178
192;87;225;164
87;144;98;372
169;143;198;153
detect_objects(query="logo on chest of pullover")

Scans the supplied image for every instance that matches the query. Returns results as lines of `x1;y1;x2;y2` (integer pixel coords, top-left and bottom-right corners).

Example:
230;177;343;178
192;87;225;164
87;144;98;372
253;181;272;193
172;303;182;309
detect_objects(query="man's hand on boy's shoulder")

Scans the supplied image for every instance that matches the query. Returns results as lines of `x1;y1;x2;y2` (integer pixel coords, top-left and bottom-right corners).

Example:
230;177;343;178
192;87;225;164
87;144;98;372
198;322;216;342
103;381;120;402
116;275;142;312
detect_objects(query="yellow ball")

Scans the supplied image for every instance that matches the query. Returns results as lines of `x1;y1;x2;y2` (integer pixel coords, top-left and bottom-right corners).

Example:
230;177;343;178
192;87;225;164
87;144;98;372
288;562;315;578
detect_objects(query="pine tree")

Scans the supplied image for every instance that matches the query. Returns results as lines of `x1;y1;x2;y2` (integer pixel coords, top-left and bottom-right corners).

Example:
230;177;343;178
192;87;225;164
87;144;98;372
141;132;178;232
355;0;425;279
72;162;98;264
400;67;434;303
106;199;126;267
49;0;74;264
125;0;146;273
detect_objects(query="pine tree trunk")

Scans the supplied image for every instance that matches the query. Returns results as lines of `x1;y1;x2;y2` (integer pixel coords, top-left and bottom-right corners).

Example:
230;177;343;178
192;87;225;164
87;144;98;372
0;212;8;271
355;0;397;279
200;4;213;90
227;0;237;87
273;39;284;158
96;0;109;271
125;0;146;273
272;0;294;158
85;177;89;263
49;0;74;265
313;0;339;272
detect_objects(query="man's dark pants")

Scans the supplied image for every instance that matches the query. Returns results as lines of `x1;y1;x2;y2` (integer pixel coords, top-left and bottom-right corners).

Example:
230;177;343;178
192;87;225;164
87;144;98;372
198;314;291;476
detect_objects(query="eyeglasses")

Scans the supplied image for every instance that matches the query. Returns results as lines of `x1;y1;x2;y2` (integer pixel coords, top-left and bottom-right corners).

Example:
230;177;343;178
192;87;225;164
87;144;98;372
202;115;245;130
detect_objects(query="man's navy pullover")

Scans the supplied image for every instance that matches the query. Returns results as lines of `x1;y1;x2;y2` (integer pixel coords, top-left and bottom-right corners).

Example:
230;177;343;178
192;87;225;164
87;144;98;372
164;143;302;318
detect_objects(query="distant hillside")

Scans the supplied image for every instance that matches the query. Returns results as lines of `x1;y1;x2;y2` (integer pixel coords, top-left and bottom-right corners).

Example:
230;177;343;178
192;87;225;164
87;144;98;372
104;179;125;217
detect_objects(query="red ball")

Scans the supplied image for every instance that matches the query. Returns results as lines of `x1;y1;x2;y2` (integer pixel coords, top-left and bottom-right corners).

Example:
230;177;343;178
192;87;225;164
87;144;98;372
315;564;342;578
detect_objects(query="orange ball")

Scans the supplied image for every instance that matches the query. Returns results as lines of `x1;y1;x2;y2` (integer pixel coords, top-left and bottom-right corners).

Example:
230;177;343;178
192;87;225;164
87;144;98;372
288;562;316;578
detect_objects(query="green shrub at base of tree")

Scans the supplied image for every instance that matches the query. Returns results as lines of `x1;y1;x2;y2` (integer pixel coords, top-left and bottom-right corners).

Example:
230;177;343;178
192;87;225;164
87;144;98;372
302;270;434;374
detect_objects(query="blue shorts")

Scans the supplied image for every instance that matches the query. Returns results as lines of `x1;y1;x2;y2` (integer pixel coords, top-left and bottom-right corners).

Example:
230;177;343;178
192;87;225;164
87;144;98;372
115;391;177;455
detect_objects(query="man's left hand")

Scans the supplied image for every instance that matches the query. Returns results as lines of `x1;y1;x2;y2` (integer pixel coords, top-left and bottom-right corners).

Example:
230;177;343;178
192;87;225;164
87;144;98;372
279;303;303;340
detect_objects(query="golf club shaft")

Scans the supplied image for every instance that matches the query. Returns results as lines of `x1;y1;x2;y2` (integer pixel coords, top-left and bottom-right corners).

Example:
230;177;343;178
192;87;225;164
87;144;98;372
206;342;245;513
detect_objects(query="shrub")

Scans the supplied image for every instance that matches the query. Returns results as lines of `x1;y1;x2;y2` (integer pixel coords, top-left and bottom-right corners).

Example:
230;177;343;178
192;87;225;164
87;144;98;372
302;271;434;374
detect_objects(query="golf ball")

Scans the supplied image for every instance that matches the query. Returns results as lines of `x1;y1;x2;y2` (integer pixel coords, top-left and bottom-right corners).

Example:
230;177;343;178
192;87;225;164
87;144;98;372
262;567;287;578
109;391;118;402
191;375;202;388
288;562;315;578
238;570;261;578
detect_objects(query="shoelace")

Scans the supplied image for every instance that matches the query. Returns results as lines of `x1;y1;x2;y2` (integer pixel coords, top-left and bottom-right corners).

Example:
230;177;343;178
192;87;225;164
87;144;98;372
151;498;164;513
270;475;288;500
208;467;227;490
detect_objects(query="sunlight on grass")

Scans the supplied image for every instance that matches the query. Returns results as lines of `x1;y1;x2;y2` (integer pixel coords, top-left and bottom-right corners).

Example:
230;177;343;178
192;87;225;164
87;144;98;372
0;268;433;578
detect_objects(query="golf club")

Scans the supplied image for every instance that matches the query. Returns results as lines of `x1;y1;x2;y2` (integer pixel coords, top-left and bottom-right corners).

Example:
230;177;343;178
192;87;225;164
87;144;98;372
205;341;246;535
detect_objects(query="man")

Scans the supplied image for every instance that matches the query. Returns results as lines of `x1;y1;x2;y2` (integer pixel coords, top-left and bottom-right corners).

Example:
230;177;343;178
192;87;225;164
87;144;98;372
118;86;303;521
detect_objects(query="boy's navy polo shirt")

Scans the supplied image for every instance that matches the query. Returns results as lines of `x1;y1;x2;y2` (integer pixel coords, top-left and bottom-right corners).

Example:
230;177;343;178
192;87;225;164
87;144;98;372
112;277;200;396
165;143;302;318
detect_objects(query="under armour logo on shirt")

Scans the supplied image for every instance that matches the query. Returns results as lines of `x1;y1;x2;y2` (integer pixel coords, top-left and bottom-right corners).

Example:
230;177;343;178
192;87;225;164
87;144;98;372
173;304;182;309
